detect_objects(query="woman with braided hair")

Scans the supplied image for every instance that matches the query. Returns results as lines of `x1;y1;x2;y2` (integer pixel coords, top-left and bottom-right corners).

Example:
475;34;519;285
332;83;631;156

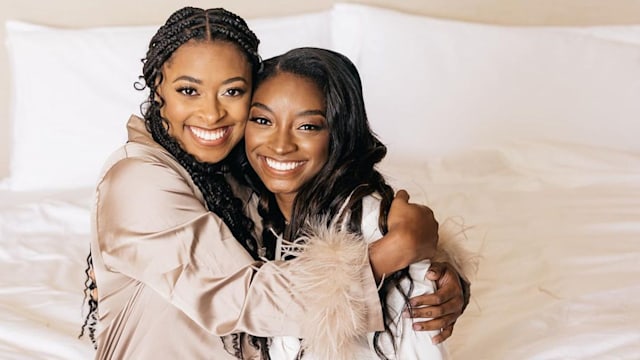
81;6;467;359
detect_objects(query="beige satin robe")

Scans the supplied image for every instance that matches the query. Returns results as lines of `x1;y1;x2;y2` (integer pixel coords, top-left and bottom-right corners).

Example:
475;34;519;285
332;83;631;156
90;115;383;359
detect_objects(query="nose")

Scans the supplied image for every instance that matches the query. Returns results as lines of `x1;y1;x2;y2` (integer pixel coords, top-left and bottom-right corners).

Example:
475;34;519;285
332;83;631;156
201;96;226;124
268;127;296;155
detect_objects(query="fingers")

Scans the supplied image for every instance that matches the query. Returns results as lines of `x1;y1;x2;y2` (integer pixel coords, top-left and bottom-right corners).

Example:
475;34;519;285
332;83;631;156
394;189;410;202
388;189;410;223
406;293;462;321
418;262;462;306
411;312;457;332
407;261;465;340
410;289;456;308
425;262;446;281
430;324;454;344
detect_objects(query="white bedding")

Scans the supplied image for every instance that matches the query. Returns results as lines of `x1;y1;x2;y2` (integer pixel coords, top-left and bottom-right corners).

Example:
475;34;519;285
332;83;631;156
1;142;638;359
2;3;640;359
0;188;94;359
382;142;640;359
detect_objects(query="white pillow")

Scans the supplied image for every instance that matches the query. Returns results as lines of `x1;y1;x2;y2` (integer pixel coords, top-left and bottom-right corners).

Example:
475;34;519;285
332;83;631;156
4;11;330;191
5;21;155;191
249;11;331;59
330;4;640;161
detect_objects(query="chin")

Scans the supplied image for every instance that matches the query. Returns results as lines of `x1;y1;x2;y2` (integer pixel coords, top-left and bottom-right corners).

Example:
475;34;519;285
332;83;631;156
193;152;227;164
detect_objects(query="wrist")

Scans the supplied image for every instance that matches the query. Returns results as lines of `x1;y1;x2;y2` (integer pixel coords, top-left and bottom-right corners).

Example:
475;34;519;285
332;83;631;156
368;232;410;282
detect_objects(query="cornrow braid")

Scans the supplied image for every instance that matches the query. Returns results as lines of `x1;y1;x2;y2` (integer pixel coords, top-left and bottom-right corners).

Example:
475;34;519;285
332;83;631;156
140;7;261;98
81;7;269;358
78;252;98;348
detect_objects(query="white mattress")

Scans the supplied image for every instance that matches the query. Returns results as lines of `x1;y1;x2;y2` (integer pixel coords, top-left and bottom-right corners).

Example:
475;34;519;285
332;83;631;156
1;141;639;359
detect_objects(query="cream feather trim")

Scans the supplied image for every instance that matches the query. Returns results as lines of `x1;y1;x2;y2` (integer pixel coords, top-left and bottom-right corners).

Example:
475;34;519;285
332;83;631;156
434;217;481;283
279;216;479;360
285;218;371;360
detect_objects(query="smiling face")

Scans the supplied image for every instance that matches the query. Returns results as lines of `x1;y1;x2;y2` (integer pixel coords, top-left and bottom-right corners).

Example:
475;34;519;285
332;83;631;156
245;72;330;219
157;40;252;163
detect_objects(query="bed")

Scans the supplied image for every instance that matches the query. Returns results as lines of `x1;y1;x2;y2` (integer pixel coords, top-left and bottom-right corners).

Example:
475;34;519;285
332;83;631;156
1;3;639;359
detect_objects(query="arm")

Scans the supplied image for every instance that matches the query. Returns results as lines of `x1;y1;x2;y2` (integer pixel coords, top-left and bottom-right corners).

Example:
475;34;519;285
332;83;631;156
368;190;438;282
376;190;476;343
94;156;382;338
408;219;479;343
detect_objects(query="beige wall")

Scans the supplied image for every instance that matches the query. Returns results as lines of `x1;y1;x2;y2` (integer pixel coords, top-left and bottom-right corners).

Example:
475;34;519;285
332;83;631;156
2;0;640;179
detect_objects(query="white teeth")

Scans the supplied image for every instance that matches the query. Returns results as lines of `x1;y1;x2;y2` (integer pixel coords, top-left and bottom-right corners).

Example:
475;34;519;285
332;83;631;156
265;157;304;171
190;126;225;141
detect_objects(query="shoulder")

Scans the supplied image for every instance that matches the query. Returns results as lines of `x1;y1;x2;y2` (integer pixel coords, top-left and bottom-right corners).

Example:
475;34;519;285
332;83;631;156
360;193;383;243
98;115;183;189
99;143;187;195
95;144;205;228
361;193;382;215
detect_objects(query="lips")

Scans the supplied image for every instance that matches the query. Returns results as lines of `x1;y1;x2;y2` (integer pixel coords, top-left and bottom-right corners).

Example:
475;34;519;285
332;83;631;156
188;125;228;143
264;156;305;171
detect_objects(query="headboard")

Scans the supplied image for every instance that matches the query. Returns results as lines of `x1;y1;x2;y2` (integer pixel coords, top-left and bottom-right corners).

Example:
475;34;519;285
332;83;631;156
2;0;640;181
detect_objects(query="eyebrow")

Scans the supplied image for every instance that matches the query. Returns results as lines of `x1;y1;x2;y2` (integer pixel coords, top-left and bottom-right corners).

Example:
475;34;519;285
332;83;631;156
297;109;325;117
172;76;248;85
251;102;325;117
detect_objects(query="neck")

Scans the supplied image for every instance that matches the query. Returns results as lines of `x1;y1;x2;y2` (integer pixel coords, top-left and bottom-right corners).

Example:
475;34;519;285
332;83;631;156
275;193;296;223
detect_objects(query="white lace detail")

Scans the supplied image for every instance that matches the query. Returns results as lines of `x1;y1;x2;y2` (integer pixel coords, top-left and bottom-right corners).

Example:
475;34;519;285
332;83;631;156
268;227;307;261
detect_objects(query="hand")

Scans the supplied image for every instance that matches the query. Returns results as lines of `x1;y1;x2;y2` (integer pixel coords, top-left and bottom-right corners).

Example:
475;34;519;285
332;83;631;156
406;262;467;344
387;190;438;262
369;190;439;281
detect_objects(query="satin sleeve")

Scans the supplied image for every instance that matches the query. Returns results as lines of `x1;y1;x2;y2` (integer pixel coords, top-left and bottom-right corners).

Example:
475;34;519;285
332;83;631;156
94;156;383;337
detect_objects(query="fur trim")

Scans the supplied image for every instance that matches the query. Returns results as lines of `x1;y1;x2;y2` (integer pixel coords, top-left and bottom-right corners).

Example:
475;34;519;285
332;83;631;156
433;217;481;283
286;217;371;360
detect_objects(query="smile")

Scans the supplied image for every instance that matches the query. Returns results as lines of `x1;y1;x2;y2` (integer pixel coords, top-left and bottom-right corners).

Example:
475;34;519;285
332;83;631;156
264;157;305;171
188;126;227;142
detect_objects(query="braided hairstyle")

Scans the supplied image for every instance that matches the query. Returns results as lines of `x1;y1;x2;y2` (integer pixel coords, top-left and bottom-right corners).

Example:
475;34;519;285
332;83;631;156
240;47;414;359
81;7;271;358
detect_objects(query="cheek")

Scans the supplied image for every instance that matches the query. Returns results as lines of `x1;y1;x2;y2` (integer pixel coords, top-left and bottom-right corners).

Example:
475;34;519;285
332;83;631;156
159;95;184;126
162;109;184;138
229;98;251;122
243;127;257;151
318;137;330;164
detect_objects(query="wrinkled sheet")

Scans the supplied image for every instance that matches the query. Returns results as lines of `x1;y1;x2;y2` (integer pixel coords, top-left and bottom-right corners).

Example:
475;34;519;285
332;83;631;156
1;141;639;359
0;188;94;359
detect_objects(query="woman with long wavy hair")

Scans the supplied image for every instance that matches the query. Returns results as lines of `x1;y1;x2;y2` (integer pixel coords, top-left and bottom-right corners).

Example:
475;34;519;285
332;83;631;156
242;47;474;359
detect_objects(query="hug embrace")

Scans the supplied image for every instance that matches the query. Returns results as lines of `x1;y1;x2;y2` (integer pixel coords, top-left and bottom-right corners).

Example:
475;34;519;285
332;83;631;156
81;6;474;360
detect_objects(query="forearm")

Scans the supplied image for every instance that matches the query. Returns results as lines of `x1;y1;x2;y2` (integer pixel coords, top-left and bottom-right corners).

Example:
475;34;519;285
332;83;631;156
368;228;436;282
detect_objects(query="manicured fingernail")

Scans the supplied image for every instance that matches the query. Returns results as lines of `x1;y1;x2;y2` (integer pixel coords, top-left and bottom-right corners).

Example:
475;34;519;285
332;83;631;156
413;323;421;331
402;310;410;318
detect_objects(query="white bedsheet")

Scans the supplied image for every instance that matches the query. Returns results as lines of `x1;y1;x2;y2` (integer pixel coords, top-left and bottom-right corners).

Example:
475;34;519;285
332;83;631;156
0;188;94;359
1;142;639;359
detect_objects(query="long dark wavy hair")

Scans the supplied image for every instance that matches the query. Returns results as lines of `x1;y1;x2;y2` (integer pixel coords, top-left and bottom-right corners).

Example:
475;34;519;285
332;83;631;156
80;7;272;358
240;47;415;359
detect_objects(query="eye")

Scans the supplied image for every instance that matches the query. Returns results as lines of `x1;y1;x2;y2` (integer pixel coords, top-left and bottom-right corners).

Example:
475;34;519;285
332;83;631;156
298;123;324;131
177;87;198;96
249;117;271;126
223;88;246;97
